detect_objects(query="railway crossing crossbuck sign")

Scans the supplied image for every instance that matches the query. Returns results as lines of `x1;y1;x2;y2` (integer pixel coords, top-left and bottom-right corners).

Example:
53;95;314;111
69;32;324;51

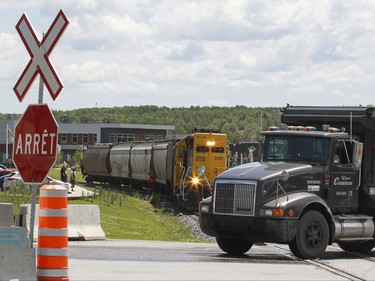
13;104;58;183
13;9;69;102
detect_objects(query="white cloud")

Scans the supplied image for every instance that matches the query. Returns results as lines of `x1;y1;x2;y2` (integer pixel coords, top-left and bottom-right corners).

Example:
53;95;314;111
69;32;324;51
1;0;375;113
64;60;119;82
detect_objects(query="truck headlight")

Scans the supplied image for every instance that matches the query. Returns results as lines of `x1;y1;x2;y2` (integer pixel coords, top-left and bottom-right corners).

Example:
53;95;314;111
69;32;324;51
265;209;273;216
200;204;210;214
199;196;211;214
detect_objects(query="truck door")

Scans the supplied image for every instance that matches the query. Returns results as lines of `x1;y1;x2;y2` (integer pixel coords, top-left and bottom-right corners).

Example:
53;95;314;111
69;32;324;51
328;140;360;213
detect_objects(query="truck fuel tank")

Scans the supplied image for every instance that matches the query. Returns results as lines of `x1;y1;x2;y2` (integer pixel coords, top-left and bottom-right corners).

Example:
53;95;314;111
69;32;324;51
333;215;374;241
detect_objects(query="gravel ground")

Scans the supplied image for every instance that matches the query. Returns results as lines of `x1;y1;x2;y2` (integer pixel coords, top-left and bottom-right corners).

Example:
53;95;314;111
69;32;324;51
176;213;215;242
159;196;215;242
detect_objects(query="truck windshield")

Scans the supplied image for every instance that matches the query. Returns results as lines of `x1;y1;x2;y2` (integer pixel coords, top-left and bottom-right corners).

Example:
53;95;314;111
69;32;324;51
264;136;329;164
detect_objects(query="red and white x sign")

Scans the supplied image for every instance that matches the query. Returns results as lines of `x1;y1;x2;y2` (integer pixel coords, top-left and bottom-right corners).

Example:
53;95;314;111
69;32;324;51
14;9;69;102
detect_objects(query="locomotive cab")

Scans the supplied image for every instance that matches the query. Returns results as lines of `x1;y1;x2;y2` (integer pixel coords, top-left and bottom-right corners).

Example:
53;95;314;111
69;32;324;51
175;129;227;210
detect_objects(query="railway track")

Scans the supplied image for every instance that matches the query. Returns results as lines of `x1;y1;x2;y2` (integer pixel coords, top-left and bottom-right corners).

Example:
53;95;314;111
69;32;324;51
85;181;198;211
274;243;375;280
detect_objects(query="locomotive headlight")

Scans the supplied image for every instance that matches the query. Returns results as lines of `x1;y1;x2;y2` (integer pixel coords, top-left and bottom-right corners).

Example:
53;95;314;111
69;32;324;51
207;141;215;146
192;177;200;185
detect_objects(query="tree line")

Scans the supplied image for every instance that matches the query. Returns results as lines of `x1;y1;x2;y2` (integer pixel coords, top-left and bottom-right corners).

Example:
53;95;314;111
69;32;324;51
3;106;283;143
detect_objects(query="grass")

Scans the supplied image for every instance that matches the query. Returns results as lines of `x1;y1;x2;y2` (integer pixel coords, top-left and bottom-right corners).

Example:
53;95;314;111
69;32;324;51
73;193;201;241
0;167;207;243
0;184;34;215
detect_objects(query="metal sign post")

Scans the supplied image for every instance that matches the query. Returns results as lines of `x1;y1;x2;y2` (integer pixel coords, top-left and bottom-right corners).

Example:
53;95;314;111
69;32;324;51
13;10;69;247
30;184;38;247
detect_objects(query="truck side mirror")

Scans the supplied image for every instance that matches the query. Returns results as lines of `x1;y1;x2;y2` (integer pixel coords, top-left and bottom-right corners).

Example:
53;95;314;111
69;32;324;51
353;141;363;170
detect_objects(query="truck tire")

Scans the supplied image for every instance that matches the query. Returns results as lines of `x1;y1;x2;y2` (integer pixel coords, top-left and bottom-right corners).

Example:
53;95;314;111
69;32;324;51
288;210;329;259
216;236;253;255
338;240;375;253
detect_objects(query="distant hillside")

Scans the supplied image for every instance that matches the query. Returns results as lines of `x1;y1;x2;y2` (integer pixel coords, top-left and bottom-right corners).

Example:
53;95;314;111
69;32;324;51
2;106;282;143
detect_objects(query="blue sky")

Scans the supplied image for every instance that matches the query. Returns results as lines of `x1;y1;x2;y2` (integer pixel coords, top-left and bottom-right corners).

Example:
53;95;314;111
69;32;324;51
1;0;375;114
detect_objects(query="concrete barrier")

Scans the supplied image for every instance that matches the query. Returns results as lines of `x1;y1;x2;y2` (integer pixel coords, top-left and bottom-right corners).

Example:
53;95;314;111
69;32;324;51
68;205;106;240
21;204;106;241
0;203;37;280
0;226;36;281
0;203;14;226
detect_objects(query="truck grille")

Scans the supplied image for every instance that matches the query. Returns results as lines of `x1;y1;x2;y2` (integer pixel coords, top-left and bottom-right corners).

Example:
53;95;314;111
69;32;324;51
213;180;257;216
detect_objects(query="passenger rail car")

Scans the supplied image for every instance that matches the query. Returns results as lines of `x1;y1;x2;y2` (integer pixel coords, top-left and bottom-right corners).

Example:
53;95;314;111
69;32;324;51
83;130;227;208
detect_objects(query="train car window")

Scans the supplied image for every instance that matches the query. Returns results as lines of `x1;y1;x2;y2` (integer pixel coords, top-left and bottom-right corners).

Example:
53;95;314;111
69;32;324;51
211;147;224;153
109;133;115;143
178;146;185;158
196;146;209;153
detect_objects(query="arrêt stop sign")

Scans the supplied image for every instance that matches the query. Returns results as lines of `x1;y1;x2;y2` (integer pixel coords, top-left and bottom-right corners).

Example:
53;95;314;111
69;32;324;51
13;104;58;183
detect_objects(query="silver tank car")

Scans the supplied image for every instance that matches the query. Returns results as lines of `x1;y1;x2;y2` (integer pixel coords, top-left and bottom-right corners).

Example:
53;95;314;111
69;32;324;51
129;142;153;181
110;140;177;186
83;144;112;183
110;142;132;180
110;142;152;182
150;140;177;185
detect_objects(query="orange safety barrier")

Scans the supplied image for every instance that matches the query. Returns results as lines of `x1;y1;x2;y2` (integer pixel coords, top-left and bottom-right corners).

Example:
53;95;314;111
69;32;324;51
37;185;69;281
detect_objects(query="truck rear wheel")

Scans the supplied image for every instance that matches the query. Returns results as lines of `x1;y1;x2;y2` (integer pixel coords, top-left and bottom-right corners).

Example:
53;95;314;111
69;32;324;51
216;236;253;255
338;239;375;253
289;210;329;259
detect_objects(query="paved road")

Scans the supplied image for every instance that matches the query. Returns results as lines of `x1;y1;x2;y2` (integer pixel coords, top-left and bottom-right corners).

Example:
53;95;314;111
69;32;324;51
67;239;370;280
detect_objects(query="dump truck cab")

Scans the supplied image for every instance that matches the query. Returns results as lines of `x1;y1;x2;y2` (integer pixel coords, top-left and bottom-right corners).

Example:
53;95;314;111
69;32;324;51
261;126;362;214
200;106;375;259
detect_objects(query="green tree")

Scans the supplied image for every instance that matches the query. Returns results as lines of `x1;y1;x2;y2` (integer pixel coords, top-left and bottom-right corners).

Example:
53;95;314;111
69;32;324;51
72;145;83;167
55;150;63;167
46;106;282;143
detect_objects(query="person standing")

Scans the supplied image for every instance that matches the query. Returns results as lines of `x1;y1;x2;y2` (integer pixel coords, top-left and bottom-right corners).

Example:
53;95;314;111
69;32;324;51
70;167;76;191
60;162;68;183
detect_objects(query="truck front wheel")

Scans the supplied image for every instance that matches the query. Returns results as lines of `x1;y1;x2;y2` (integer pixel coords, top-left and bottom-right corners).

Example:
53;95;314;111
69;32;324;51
289;210;329;259
216;236;253;255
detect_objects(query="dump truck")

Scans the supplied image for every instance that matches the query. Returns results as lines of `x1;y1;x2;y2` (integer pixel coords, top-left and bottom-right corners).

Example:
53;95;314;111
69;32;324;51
199;105;375;259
